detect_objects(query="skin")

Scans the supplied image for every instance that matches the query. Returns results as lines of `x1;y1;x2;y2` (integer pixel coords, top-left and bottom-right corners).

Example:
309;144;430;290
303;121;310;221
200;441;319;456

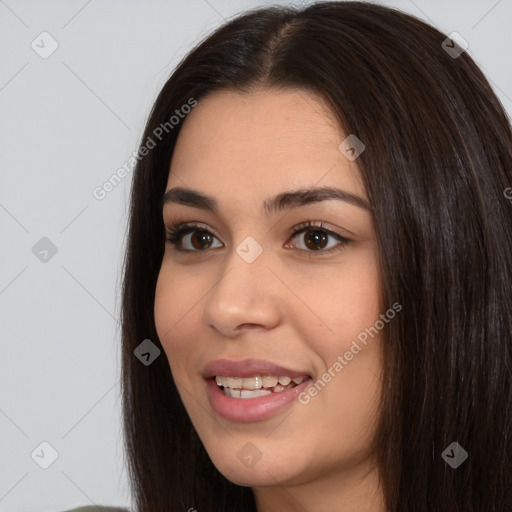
154;88;386;512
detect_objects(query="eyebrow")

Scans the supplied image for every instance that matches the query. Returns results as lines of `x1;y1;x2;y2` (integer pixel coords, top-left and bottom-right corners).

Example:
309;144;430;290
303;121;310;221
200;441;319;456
160;186;372;216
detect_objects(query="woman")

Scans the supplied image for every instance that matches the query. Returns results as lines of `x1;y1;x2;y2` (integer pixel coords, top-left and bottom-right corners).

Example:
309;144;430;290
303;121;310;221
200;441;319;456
71;1;512;511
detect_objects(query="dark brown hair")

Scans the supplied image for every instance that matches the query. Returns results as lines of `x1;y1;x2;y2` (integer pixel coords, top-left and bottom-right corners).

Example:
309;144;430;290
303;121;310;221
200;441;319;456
120;2;512;511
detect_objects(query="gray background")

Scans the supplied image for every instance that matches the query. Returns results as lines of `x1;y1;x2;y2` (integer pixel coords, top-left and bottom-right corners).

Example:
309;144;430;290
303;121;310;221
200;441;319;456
1;0;510;511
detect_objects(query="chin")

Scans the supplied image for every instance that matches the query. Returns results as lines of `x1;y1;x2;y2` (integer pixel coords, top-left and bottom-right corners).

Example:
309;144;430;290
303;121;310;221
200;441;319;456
216;458;299;487
203;440;311;488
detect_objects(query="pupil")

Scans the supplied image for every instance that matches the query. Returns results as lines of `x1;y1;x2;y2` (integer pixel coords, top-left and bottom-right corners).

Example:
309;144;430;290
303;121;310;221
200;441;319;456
192;230;212;249
305;230;327;250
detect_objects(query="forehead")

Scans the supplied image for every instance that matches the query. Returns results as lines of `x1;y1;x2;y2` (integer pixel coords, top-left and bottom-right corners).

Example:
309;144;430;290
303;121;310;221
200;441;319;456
166;88;366;208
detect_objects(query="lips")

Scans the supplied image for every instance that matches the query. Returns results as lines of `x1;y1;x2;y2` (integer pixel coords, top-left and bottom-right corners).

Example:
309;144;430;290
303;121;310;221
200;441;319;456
203;358;313;422
203;358;311;380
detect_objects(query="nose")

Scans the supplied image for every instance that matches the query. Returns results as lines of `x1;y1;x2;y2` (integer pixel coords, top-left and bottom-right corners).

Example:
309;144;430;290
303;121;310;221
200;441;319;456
202;240;282;338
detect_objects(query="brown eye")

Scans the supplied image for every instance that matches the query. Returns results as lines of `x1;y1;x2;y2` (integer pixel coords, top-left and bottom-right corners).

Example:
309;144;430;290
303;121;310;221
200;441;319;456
165;223;223;252
189;230;214;250
287;221;351;256
302;229;329;251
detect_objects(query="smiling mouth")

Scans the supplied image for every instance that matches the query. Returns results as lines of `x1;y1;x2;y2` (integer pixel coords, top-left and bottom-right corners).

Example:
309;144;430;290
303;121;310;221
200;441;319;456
214;375;311;399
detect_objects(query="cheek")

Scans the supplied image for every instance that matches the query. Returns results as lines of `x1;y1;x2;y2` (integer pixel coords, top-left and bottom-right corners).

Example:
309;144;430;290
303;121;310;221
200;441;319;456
298;251;381;356
154;266;198;367
294;250;383;439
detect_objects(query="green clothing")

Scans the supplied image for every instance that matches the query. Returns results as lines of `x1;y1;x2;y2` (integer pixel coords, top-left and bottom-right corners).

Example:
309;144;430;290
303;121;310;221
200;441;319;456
63;507;129;512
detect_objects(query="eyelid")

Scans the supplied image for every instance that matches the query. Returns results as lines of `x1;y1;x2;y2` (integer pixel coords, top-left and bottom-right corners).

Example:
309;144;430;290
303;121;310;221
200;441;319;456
287;219;350;239
285;220;351;255
164;220;222;252
164;218;221;240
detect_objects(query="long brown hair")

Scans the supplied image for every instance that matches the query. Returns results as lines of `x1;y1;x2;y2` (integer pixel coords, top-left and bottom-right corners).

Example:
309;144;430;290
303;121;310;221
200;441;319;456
120;2;512;510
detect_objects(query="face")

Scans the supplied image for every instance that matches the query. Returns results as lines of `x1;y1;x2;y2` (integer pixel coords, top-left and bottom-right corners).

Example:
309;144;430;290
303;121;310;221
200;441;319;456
154;88;384;497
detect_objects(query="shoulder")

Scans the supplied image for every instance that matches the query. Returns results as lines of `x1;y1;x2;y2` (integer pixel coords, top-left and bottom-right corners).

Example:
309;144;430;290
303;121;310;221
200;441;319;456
62;507;130;512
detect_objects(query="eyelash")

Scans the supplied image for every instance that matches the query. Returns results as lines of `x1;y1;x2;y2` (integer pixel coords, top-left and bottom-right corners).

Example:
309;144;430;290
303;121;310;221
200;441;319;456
164;220;351;257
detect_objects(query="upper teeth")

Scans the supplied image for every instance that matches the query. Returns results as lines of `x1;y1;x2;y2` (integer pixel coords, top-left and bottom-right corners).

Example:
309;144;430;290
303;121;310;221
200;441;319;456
215;375;305;390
